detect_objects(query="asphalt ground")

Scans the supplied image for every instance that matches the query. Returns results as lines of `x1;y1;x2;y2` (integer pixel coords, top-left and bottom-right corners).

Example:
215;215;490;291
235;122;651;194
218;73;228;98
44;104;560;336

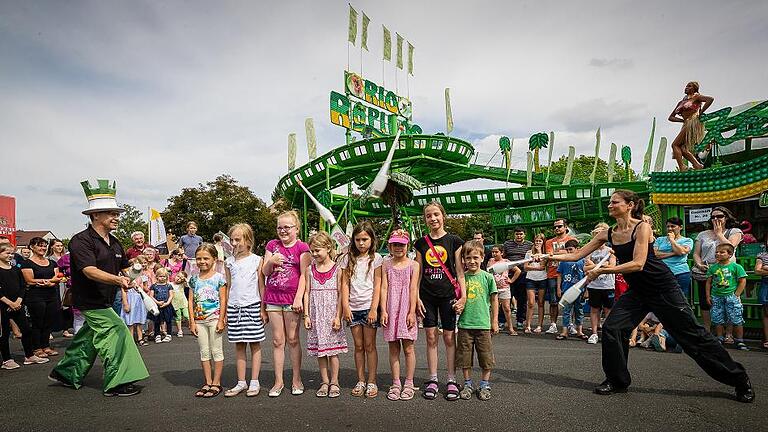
0;321;765;432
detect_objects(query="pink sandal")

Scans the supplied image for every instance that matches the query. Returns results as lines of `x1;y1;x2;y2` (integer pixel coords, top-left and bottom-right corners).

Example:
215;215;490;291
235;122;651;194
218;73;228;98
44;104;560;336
387;384;401;401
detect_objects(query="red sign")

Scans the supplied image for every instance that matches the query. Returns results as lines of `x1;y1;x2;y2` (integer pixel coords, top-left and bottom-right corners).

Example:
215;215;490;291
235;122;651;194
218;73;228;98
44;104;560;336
0;195;16;246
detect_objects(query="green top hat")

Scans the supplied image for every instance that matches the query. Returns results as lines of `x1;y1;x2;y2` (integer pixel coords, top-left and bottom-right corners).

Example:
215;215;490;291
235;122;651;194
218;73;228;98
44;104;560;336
80;179;125;215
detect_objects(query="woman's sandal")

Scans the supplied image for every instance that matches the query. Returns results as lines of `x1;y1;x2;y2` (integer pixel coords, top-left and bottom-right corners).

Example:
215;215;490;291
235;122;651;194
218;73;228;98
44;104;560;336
195;384;211;397
556;334;567;340
387;384;402;401
400;384;415;400
202;385;222;398
577;333;589;340
444;381;460;401
422;380;439;400
316;382;330;397
524;327;532;334
328;383;341;398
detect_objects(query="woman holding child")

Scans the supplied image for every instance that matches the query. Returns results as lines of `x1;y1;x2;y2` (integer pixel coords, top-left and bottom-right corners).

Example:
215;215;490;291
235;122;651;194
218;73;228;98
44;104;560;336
540;190;754;403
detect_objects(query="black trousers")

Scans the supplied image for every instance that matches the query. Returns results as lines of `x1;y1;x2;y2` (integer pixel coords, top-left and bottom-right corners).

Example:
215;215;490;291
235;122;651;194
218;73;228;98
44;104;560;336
25;296;58;350
1;306;34;359
512;275;527;324
602;286;748;389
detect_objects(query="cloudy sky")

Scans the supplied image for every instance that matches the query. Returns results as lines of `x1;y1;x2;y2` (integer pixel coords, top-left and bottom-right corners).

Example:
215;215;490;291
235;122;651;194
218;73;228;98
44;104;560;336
2;0;767;238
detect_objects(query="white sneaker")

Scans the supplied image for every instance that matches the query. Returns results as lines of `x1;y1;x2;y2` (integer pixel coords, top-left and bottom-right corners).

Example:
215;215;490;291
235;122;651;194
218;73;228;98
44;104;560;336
2;359;21;369
23;355;49;365
568;324;578;335
176;331;183;338
155;335;162;344
545;323;558;334
587;334;599;344
163;334;172;343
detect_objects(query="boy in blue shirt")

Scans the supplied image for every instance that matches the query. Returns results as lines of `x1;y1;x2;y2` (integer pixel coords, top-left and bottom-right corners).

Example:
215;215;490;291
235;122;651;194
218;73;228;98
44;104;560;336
706;243;748;350
556;240;586;340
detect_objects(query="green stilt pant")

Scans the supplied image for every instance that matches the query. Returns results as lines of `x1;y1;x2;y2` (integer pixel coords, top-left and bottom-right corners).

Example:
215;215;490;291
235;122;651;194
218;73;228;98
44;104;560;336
53;308;149;391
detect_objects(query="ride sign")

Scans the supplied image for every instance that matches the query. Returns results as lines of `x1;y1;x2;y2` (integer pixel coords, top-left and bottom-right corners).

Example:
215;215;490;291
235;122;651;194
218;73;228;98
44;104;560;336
330;71;422;137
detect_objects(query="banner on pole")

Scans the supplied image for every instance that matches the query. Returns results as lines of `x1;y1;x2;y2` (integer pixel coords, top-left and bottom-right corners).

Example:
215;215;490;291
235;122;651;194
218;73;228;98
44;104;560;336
382;25;391;61
407;42;414;75
149;208;168;254
445;88;453;133
348;5;358;45
361;12;370;51
396;33;404;70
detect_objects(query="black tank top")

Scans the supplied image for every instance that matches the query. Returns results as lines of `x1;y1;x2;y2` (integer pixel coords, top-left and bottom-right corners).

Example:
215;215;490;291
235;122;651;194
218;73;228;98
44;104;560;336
608;222;677;293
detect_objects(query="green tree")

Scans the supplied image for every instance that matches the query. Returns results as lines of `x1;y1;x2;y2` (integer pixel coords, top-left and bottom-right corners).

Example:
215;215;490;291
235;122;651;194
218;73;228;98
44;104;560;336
163;175;276;249
443;214;493;242
115;204;147;248
544;155;637;183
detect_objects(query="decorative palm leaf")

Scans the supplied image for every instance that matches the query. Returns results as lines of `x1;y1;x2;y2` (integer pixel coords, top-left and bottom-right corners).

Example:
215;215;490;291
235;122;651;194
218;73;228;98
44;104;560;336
528;132;549;151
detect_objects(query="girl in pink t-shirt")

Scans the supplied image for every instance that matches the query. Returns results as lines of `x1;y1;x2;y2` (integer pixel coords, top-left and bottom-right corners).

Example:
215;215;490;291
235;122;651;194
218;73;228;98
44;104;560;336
262;210;310;397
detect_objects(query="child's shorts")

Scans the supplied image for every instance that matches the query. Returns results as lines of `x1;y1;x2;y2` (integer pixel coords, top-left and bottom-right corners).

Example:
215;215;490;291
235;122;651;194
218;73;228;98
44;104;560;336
456;328;494;370
420;294;456;329
265;304;293;313
759;280;768;306
711;294;744;326
348;309;379;328
175;306;189;321
497;287;511;300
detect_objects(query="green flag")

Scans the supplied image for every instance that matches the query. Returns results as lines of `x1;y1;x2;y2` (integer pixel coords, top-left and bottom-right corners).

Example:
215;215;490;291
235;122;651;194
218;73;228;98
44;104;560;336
396;33;404;70
382;25;391;61
607;143;617;183
563;146;576;185
642;117;656;177
348;5;358;45
288;133;297;170
445;88;453;133
361;12;370;51
589;127;601;184
305;118;317;160
407;42;414;75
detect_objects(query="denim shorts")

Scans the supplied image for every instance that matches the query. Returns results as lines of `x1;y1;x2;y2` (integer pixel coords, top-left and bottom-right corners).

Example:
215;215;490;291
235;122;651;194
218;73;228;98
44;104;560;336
759;280;768;305
526;278;547;291
710;294;744;326
545;278;560;303
265;304;293;312
349;309;379;328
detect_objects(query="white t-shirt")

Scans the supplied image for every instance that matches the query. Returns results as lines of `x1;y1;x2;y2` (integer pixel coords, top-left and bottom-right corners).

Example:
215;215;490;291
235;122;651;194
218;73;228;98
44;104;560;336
587;247;615;290
340;253;383;311
225;254;262;307
524;251;547;281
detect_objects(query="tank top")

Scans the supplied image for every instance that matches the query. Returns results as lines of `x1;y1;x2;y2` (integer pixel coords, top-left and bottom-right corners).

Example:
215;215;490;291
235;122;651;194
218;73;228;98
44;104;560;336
608;222;677;293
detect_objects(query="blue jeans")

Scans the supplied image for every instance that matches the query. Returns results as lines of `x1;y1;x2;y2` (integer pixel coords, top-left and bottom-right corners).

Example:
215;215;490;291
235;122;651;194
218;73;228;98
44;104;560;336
674;272;691;300
561;287;584;328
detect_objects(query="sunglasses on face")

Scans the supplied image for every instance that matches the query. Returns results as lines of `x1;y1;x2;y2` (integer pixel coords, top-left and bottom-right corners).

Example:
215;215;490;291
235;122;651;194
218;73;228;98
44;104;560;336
553;225;564;229
711;215;725;219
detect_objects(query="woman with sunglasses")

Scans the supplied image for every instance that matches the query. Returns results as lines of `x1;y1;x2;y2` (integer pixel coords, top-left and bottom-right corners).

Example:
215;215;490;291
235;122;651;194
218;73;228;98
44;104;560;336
540;190;753;403
692;207;743;335
20;237;63;358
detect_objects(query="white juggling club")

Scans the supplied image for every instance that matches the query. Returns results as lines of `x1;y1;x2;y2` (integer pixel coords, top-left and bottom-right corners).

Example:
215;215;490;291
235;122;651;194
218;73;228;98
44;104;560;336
487;258;534;275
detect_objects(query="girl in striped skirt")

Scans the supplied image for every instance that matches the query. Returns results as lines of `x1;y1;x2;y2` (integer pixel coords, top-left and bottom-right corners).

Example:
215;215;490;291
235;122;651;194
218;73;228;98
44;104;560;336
223;223;266;397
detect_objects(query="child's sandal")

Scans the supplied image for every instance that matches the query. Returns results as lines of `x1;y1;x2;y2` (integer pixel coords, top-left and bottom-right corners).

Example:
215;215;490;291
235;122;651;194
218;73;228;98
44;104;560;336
316;382;329;397
365;383;378;398
202;385;222;398
444;381;460;401
387;384;401;401
422;380;439;400
351;381;366;397
328;383;341;398
400;384;415;400
195;384;211;397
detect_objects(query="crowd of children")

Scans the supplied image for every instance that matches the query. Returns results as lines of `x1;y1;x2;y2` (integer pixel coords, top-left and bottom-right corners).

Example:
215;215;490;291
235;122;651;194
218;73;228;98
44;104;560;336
2;202;766;402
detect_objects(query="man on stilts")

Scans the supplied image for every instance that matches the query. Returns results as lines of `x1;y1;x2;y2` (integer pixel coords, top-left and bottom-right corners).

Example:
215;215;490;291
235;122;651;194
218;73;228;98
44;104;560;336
48;179;149;396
